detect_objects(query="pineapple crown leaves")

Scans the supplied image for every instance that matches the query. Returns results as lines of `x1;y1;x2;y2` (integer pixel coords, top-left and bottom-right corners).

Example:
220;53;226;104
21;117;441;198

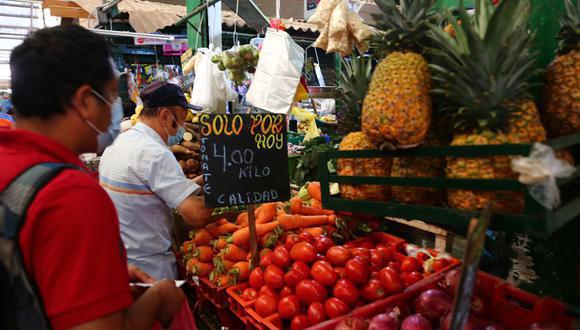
371;0;437;57
557;0;580;55
427;0;538;133
337;53;373;133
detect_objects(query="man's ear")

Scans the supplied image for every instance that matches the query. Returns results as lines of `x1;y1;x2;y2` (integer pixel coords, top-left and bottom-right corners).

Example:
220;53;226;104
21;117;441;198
69;85;94;119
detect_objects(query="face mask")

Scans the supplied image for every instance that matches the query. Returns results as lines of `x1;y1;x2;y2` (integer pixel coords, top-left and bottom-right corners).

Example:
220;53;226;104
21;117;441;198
85;89;113;135
97;96;123;153
165;114;185;146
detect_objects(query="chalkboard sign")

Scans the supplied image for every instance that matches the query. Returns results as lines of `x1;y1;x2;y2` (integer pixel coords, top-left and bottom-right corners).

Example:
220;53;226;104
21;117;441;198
199;114;290;207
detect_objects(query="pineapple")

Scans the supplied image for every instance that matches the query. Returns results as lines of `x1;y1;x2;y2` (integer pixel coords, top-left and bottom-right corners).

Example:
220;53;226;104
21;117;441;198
362;0;435;148
337;54;373;134
391;132;444;205
506;100;548;144
337;132;391;201
542;0;580;137
429;0;537;213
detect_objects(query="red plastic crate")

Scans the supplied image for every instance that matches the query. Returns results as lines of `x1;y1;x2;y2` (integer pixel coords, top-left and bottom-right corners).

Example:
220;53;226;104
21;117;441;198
226;283;255;324
306;271;576;330
197;277;231;308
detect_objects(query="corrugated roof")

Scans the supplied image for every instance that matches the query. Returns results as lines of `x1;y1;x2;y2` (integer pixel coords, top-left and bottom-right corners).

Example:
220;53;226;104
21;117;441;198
73;0;186;33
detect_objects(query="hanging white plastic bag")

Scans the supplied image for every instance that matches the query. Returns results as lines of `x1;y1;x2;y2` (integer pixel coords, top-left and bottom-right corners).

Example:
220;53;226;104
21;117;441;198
246;28;305;114
190;48;237;112
511;143;576;210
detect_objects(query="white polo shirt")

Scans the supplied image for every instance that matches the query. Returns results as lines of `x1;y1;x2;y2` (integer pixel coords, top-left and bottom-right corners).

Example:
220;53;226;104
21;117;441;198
99;122;199;279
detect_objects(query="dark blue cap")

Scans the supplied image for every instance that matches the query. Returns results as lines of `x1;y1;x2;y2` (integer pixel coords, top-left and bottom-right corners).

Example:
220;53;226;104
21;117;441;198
141;81;201;111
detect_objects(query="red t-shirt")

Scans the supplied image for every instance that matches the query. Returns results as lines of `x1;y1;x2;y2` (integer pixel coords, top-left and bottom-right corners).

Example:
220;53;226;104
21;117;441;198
0;128;133;330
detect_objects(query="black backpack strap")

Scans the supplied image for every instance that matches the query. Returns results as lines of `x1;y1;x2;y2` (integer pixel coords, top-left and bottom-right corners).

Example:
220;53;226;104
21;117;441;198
0;162;82;330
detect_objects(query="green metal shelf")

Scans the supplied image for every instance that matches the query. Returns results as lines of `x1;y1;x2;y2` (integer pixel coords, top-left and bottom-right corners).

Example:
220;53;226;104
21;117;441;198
318;133;580;235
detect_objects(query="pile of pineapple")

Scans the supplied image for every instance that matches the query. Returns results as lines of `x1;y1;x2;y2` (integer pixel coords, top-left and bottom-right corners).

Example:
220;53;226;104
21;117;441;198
336;0;578;214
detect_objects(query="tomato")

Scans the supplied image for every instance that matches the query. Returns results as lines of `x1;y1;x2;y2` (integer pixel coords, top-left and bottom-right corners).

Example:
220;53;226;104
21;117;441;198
255;294;277;317
360;242;374;249
273;246;292;268
307;302;327;324
285;261;310;287
326;246;351;266
433;258;449;272
240;287;258;301
258;286;279;300
416;252;430;263
280;286;293;298
334;267;346;279
401;257;420;273
370;271;379;279
368;263;381;274
345;258;369;285
401;271;424;287
295;280;327;304
285;234;301;251
360;279;386;302
290;314;310;330
278;295;301;319
315;254;327;262
386;260;401;271
352;247;370;261
333;278;359;305
249;268;265;289
310;260;337;286
264;265;285;289
298;232;314;244
313;236;334;254
370;250;385;269
260;251;274;268
290;242;318;264
324;297;350;318
378;267;404;294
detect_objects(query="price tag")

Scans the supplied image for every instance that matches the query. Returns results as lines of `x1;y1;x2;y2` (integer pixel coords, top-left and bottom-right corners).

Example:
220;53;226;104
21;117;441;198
199;114;290;207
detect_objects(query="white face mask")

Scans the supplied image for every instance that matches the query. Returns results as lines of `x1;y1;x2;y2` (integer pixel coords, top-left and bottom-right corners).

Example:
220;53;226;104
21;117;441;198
85;88;113;135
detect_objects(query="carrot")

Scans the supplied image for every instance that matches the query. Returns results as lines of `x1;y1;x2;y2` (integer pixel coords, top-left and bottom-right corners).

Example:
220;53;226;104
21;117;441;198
298;205;334;216
278;214;331;231
211;236;232;251
213;256;235;273
186;258;213;277
231;221;279;246
256;203;276;224
301;227;325;237
190;229;213;245
327;215;337;225
228;261;250;282
204;223;221;238
276;202;287;216
221;244;248;261
236;212;249;227
215;218;229;225
216;274;232;287
216;222;239;235
310;199;323;209
193;245;214;262
290;197;303;214
308;181;322;201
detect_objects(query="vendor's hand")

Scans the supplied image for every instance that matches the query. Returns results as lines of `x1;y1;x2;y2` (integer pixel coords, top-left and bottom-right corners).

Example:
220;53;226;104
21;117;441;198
153;279;186;322
128;264;156;284
192;175;204;186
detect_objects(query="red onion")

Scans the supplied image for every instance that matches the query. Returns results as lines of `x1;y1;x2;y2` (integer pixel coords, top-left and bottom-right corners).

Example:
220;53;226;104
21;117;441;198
401;313;433;330
368;312;399;330
528;322;563;330
471;295;490;318
414;289;452;324
334;317;369;330
476;317;504;330
441;269;481;295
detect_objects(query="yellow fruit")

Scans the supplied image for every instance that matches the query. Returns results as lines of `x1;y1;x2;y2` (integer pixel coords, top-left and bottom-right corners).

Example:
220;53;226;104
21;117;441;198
337;132;391;201
446;130;523;214
362;52;431;148
506;100;548;143
542;50;580;136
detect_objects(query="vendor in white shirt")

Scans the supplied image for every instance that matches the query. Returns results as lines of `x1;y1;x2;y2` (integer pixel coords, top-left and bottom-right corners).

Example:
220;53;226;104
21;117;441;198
99;81;213;280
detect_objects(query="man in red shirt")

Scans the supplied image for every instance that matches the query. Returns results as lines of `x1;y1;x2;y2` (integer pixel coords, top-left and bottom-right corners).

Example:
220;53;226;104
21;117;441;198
1;25;184;329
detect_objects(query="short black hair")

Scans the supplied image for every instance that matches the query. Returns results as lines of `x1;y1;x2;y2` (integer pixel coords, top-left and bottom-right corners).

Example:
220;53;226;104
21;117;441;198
10;25;114;119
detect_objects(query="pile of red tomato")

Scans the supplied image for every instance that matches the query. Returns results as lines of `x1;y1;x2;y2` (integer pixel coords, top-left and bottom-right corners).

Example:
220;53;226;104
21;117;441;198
238;232;453;329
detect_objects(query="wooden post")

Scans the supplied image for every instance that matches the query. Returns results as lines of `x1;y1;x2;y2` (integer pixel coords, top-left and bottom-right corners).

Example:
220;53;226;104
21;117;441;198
247;204;259;269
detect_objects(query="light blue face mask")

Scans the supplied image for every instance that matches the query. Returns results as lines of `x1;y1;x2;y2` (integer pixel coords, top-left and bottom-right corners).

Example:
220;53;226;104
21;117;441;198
166;115;185;146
